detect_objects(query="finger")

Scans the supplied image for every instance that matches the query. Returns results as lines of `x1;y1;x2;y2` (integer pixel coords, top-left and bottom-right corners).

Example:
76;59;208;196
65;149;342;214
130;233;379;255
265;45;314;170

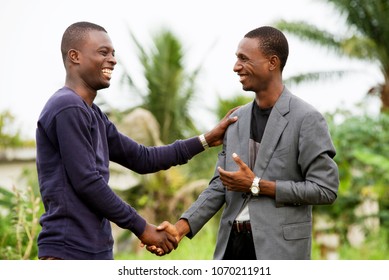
218;167;231;184
217;166;227;175
147;245;164;256
226;115;238;123
161;233;177;252
217;167;230;187
232;153;247;168
146;245;158;252
218;166;234;181
163;240;174;253
157;248;164;256
159;242;170;254
167;233;178;249
224;106;241;118
221;116;238;128
220;108;239;124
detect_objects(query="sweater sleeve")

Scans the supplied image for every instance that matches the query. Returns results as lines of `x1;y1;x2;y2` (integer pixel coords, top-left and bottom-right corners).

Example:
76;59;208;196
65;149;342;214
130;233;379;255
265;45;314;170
103;113;205;174
55;107;147;237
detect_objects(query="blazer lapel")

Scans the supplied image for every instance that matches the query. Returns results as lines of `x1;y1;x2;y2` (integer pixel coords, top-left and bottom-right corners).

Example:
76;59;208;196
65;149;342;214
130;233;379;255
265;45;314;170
254;88;291;176
237;102;252;166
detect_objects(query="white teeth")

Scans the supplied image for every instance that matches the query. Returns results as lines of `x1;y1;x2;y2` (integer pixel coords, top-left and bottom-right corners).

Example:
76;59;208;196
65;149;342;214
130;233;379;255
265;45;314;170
102;69;113;79
102;69;112;74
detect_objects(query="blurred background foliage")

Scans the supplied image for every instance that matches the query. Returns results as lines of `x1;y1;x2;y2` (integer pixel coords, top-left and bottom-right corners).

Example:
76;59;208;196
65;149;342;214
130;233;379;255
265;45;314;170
1;0;389;260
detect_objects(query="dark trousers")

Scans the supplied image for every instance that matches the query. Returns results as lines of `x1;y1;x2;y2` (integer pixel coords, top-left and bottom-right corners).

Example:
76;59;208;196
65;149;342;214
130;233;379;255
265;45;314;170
223;226;257;260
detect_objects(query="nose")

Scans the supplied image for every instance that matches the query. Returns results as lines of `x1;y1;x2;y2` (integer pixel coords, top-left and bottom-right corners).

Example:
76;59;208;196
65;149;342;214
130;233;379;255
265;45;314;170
233;60;242;72
108;54;117;65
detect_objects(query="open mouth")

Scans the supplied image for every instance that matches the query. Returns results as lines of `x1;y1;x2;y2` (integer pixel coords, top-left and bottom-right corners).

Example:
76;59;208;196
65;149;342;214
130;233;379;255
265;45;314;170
102;68;113;79
238;74;247;83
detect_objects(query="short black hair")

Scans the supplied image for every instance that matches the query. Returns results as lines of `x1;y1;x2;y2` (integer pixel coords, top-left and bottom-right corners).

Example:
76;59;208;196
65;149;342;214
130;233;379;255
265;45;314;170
244;26;289;72
61;21;107;63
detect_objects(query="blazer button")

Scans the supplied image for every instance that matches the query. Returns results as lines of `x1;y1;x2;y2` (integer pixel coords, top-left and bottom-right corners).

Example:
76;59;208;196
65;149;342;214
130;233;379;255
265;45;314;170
242;193;247;199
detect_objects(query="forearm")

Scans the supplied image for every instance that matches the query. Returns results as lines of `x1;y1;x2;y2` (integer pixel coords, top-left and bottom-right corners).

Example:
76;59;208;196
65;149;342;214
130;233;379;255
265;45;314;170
76;177;147;235
112;136;205;174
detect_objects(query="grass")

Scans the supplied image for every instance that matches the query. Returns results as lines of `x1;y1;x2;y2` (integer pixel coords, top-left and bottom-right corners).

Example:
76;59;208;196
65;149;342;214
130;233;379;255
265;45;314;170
337;230;389;260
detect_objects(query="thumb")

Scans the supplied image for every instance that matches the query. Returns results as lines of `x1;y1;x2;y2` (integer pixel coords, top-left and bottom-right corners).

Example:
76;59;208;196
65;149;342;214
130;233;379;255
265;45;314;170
227;115;238;124
156;221;171;231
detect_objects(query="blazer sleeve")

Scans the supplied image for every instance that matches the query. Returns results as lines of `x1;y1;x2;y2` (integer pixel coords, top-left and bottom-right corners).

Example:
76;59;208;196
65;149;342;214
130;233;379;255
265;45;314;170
180;150;227;238
275;110;339;206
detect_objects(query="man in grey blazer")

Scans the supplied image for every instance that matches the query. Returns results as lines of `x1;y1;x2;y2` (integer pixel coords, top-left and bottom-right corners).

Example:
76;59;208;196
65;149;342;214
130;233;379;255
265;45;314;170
150;26;339;260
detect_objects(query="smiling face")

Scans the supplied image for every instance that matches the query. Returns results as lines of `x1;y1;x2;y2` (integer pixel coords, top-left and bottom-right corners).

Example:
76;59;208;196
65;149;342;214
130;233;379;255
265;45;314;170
233;37;272;93
75;30;117;91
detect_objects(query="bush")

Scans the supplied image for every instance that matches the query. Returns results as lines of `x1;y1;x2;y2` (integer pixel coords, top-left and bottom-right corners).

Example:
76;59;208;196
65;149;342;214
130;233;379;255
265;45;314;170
0;185;42;259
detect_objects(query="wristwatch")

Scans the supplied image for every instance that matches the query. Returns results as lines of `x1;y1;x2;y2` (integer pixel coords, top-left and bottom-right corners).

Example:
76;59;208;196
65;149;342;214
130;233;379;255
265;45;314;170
250;176;261;196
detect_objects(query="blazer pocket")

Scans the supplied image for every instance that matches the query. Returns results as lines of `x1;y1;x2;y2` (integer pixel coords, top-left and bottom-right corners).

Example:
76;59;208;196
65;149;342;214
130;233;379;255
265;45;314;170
282;222;312;240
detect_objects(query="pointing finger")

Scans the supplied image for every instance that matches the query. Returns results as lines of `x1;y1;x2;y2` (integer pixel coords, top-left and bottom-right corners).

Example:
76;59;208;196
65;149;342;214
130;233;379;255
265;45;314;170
232;153;246;168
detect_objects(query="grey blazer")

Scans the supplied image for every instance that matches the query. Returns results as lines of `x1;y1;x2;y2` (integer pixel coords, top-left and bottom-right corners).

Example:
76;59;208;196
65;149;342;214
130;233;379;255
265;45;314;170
181;87;339;259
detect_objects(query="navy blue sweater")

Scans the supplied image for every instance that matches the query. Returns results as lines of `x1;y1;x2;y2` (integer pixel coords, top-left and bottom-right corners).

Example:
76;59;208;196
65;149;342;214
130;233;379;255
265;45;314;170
36;87;203;259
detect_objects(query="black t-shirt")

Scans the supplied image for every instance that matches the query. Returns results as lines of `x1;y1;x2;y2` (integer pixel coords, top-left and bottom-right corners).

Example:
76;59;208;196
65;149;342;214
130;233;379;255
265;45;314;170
249;100;272;168
250;100;272;143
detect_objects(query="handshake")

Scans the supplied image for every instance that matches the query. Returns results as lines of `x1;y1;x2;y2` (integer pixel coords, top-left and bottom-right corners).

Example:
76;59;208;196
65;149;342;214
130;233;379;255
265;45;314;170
139;220;188;256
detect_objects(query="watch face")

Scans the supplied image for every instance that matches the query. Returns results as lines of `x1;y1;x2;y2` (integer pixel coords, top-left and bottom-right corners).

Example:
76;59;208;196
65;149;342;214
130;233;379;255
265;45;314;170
251;186;259;195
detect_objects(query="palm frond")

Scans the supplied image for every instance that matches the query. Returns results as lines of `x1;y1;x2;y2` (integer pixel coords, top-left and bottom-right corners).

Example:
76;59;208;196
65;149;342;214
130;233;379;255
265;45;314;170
284;70;347;86
274;0;389;110
121;27;203;143
326;0;389;70
275;20;341;50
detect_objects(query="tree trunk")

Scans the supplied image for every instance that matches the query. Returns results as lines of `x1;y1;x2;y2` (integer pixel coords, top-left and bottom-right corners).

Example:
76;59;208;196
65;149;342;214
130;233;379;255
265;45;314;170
381;76;389;113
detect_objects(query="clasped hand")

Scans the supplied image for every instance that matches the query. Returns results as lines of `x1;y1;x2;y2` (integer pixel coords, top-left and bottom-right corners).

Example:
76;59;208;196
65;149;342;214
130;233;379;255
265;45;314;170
140;222;179;256
139;222;179;255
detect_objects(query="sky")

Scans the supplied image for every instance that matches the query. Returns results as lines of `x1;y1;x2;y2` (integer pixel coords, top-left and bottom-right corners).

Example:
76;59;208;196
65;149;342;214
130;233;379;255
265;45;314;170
0;0;382;140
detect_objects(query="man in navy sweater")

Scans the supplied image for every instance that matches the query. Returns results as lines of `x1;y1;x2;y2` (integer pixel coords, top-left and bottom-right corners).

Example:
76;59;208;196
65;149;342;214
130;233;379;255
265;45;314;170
35;21;237;260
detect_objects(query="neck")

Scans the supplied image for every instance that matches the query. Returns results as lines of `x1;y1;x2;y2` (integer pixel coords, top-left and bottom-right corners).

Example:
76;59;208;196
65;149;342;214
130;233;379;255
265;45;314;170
255;82;284;109
65;78;96;107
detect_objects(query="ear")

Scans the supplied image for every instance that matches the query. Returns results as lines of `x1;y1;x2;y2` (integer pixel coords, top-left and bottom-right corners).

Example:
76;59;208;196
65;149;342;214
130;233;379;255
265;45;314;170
268;55;279;71
68;49;80;64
